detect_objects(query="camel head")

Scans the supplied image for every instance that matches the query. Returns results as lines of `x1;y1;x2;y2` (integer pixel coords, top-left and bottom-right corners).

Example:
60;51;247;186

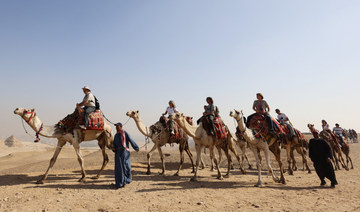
230;109;246;122
307;124;316;132
14;107;35;121
126;110;140;120
171;113;193;126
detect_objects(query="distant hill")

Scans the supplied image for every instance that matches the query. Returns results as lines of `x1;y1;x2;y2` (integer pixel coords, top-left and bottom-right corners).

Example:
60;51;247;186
4;135;24;147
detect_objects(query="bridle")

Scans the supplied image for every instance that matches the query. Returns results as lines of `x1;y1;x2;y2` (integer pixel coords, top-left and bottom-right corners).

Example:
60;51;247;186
20;109;43;142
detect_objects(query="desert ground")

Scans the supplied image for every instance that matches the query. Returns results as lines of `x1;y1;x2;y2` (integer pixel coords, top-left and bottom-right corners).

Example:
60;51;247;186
0;136;359;212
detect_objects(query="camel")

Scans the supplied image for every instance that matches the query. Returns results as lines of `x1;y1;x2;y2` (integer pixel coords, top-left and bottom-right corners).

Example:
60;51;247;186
172;112;246;181
307;124;349;170
126;110;196;176
229;110;285;187
14;108;113;184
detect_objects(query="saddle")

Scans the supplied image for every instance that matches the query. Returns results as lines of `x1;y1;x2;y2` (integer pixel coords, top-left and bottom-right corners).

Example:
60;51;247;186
57;109;104;133
200;116;228;139
158;116;184;141
247;113;285;138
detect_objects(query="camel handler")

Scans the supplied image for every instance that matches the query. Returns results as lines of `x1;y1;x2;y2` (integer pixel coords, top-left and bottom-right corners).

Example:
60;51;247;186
112;122;139;189
275;109;296;138
309;130;338;188
76;86;96;130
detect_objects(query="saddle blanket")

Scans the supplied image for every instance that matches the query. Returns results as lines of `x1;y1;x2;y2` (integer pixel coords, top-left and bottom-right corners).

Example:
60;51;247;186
58;110;104;132
248;113;285;137
213;117;228;139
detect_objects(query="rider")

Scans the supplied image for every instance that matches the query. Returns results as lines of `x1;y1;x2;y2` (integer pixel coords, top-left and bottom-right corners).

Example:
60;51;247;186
333;123;345;146
203;97;217;136
76;86;96;129
246;93;274;134
275;109;295;138
162;100;179;135
322;120;340;146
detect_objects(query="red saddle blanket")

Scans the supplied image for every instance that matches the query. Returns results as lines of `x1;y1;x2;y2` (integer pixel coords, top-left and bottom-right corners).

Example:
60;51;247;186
213;117;228;139
248;113;285;137
280;124;308;142
58;110;104;132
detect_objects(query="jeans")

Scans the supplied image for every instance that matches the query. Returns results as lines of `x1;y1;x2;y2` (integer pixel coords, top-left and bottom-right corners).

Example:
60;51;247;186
84;106;96;127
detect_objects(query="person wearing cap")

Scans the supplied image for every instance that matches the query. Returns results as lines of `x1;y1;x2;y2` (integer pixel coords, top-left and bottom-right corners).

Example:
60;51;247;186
113;122;139;189
246;93;274;134
333;123;345;146
162;100;179;135
76;86;96;129
275;109;295;138
309;130;338;188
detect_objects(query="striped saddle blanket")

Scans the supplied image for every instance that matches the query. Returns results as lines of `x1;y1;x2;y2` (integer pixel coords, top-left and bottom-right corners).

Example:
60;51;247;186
57;110;104;132
248;113;285;137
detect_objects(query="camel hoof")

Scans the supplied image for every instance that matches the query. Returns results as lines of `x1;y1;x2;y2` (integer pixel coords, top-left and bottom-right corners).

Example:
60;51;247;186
159;172;165;176
345;167;349;171
254;183;263;187
78;178;87;182
308;170;312;174
217;176;223;180
36;180;44;184
248;165;253;170
190;177;198;182
146;171;151;175
91;176;99;180
191;170;195;173
241;170;247;175
224;174;230;178
173;173;179;176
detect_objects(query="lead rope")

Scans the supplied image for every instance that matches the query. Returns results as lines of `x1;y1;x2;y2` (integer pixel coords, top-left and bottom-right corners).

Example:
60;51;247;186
21;118;43;143
21;118;36;139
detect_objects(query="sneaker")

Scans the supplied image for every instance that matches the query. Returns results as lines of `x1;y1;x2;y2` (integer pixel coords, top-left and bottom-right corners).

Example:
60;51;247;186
78;125;86;130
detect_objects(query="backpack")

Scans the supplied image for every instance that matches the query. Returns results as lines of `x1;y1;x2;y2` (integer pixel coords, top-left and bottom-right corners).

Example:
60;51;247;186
94;96;100;110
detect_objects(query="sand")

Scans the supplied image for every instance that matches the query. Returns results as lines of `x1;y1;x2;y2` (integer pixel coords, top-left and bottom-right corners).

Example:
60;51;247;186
0;139;359;212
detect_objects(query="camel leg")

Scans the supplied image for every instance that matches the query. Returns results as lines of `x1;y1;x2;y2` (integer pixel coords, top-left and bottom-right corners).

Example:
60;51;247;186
347;154;354;169
296;147;311;173
72;142;87;182
222;147;231;178
286;144;293;175
290;148;297;171
338;151;348;170
37;140;66;184
183;140;196;173
200;156;206;169
270;144;285;184
191;144;203;181
174;140;186;176
210;146;223;180
249;145;263;187
229;142;246;174
266;142;283;184
146;144;157;175
157;146;166;175
92;146;109;179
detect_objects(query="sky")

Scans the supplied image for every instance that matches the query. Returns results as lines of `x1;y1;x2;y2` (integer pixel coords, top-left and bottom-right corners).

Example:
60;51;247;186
1;0;359;144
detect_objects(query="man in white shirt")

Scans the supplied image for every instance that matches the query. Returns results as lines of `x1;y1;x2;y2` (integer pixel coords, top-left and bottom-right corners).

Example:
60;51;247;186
333;123;345;145
275;109;295;138
76;86;96;129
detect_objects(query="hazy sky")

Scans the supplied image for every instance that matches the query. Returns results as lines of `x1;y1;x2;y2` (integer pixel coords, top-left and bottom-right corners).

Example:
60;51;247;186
1;1;359;143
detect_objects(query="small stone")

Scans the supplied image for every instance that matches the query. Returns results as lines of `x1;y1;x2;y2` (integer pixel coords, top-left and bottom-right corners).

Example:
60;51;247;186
57;199;61;202
197;201;204;205
178;201;181;204
3;197;8;202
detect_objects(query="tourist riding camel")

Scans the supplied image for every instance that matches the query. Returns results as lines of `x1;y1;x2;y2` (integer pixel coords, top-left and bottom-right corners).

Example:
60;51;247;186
201;97;217;136
322;120;339;146
162;100;179;136
76;86;96;130
246;93;274;134
275;109;295;138
333;123;346;147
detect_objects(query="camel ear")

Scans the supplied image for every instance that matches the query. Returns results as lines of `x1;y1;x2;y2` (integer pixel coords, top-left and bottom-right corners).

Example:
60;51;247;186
190;117;193;119
31;108;35;112
136;110;139;113
181;113;184;116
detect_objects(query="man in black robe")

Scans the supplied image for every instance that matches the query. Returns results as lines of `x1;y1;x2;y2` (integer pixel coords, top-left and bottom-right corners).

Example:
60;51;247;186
309;130;338;188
